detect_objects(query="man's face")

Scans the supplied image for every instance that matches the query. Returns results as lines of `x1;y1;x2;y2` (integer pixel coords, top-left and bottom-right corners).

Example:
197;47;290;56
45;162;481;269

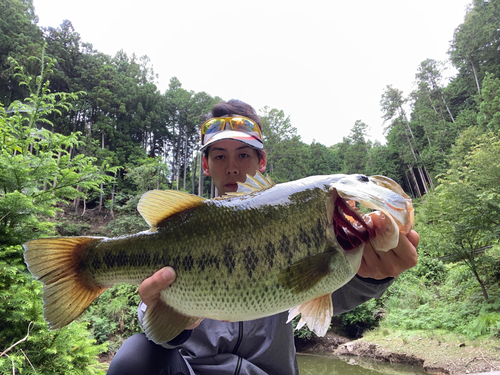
203;140;266;196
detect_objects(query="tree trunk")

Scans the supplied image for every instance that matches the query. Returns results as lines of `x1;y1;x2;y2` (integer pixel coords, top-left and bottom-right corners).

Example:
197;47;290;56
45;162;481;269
418;113;433;147
471;266;489;300
99;182;103;212
99;133;105;211
470;57;481;95
423;166;435;190
110;171;116;218
81;197;87;216
404;173;416;198
191;153;197;195
441;93;455;123
183;135;188;191
427;93;440;116
408;165;422;199
198;153;204;197
417;166;429;195
74;186;82;214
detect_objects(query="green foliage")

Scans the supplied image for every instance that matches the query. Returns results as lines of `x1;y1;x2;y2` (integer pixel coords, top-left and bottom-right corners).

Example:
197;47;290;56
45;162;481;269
332;298;382;338
0;0;44;103
0;52;117;245
56;221;92;236
308;141;340;176
83;284;142;353
0;246;106;374
410;255;446;286
381;261;500;339
260;107;310;182
125;156;170;192
0;52;118;373
416;128;500;299
340;120;373;175
478;72;500;131
292;316;319;340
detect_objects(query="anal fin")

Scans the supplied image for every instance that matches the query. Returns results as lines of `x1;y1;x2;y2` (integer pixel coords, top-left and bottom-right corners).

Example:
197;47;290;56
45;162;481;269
287;294;333;337
142;298;201;345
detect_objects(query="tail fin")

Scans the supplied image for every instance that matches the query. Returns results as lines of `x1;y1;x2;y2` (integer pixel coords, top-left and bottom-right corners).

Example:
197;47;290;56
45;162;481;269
23;237;107;329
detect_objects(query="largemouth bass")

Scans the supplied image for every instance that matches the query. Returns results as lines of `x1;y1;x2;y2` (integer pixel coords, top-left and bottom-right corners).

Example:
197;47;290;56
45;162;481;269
23;173;413;344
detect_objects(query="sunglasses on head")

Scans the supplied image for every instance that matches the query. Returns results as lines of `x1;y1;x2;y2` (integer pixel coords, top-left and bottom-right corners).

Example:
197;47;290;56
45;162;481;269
200;116;263;145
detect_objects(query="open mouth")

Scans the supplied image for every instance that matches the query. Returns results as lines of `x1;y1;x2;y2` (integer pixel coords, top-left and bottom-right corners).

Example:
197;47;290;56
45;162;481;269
332;196;375;251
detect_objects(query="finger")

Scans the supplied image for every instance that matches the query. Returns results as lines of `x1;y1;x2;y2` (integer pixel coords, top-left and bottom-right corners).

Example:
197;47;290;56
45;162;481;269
390;233;418;269
358;242;399;279
406;229;420;248
138;267;176;306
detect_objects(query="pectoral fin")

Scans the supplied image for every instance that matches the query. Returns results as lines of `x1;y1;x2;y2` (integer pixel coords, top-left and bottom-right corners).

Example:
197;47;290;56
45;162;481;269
142;297;201;344
278;252;335;294
287;294;333;337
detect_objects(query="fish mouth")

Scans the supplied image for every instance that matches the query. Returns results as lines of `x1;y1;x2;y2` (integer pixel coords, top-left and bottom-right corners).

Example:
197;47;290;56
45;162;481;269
331;193;375;251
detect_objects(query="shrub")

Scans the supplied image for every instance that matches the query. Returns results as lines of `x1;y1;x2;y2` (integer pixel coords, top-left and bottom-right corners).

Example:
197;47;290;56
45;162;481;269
0;246;107;374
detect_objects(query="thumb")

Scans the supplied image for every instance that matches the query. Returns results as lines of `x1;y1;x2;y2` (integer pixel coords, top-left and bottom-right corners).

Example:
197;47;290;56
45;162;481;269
138;267;176;305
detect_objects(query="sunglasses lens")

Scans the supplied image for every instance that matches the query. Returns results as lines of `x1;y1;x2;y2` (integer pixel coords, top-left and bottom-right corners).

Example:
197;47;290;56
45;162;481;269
230;118;261;137
202;118;226;135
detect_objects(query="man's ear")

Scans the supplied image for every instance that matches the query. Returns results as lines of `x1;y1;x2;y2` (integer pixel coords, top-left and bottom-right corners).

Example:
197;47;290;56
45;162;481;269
258;151;267;173
202;154;211;176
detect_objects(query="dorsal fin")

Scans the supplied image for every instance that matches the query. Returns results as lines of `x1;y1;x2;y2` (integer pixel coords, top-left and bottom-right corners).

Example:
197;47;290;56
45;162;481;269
137;190;206;227
225;171;275;197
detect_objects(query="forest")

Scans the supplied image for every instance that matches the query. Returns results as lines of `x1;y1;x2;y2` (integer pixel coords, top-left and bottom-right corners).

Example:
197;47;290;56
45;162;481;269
0;0;499;373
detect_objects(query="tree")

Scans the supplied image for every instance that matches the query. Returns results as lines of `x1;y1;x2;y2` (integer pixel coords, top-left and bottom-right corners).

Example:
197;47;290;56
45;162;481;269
417;128;500;300
260;107;309;182
381;85;434;197
449;0;500;95
160;78;218;191
0;0;44;104
477;72;500;132
341;120;373;175
308;141;340;176
414;59;455;123
369;141;404;184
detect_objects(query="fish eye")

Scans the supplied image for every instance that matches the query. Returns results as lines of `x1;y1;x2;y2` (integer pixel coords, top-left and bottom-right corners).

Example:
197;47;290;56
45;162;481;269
358;175;369;182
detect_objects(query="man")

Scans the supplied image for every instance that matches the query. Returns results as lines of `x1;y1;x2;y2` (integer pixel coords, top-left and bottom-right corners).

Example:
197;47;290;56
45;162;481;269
108;99;419;375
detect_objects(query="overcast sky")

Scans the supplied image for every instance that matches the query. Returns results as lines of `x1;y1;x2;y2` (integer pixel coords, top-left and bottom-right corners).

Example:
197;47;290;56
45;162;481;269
33;0;471;146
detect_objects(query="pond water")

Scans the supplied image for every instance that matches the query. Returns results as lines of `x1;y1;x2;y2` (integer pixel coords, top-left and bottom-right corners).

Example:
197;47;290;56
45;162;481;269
297;354;429;375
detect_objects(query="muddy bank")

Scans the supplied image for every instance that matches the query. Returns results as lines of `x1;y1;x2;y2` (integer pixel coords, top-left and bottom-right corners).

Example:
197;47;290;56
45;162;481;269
334;340;447;374
295;332;500;375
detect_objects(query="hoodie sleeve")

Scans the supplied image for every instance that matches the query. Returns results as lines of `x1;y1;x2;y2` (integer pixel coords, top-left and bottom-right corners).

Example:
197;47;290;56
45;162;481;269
331;275;393;316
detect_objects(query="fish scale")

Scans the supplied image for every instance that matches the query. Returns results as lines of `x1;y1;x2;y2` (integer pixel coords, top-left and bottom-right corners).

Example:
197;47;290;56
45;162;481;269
23;173;414;344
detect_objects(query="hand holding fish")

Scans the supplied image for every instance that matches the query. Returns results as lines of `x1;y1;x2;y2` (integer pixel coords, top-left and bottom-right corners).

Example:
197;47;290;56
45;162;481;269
358;229;419;280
